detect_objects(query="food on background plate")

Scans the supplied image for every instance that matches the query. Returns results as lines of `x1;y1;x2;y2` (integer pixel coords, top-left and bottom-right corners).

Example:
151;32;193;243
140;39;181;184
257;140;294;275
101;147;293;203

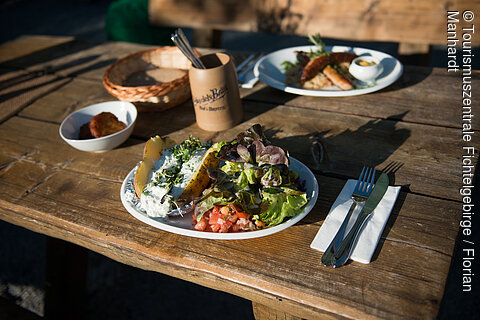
192;124;308;233
134;136;220;218
132;124;309;233
355;58;377;67
78;111;127;139
282;34;357;91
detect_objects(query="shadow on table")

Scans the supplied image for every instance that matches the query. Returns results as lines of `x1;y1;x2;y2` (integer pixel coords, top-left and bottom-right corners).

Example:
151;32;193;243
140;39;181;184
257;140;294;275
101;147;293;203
377;65;432;94
0;38;99;73
0;39;117;124
266;111;410;174
263;112;411;226
242;86;297;116
370;187;409;263
0;57;115;106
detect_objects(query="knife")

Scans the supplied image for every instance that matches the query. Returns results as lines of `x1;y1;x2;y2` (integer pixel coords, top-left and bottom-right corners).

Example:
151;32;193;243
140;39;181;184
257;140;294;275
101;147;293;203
332;172;389;268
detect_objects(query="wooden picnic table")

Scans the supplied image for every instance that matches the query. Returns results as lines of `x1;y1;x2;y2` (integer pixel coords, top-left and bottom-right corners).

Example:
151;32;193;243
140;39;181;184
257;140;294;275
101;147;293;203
0;35;478;320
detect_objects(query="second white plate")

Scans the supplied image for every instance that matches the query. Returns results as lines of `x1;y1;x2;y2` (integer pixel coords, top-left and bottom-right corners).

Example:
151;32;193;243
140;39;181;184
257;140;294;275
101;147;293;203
253;45;403;97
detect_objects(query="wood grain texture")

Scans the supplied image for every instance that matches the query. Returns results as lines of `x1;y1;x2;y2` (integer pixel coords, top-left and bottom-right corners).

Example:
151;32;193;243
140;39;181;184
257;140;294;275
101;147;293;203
243;68;480;130
0;169;460;320
0;69;71;123
149;0;480;45
0;35;75;66
252;302;304;320
0;116;463;320
0;36;475;320
14;90;473;202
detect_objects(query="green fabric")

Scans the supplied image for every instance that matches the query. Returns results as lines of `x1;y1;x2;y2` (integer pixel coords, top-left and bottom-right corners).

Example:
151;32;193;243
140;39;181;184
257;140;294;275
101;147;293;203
105;0;175;45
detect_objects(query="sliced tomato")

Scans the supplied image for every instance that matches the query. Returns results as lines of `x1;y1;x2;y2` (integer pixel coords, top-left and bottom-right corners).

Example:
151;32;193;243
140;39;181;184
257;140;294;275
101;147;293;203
236;211;251;220
194;217;207;231
209;211;221;225
220;205;230;216
226;213;238;224
219;221;233;233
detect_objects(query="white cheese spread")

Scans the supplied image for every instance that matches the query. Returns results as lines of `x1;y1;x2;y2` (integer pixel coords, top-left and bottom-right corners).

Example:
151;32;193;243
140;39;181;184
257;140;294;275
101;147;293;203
139;147;207;218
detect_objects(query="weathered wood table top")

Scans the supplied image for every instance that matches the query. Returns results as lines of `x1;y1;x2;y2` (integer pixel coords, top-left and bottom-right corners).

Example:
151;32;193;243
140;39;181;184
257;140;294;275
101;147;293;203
0;35;478;320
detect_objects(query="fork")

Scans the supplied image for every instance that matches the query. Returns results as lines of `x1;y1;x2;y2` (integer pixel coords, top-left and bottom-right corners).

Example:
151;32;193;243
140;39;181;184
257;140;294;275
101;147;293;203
321;166;376;266
236;53;263;86
235;54;255;73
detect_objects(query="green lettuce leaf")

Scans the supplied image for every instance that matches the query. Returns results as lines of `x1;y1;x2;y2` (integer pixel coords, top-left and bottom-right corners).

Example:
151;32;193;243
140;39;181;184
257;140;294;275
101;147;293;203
259;187;308;227
221;161;243;175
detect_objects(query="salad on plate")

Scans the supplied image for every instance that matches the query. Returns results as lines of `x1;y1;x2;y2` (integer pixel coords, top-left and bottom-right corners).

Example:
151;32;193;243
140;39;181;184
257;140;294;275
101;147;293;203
128;124;310;234
192;124;308;233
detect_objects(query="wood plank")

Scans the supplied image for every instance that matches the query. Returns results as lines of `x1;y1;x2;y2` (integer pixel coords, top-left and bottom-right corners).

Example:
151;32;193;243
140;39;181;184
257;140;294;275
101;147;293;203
0;69;71;123
0;36;471;320
252;302;304;320
0;35;75;66
0;114;464;319
23;41;153;81
243;67;480;130
19;77;113;122
12;96;477;202
0;38;152;81
0;122;461;256
14;39;479;131
9;37;475;130
149;0;480;45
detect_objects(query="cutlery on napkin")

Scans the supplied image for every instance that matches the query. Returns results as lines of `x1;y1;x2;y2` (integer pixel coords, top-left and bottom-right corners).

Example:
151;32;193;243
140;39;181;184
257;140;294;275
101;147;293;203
311;179;401;264
236;54;263;88
239;70;259;88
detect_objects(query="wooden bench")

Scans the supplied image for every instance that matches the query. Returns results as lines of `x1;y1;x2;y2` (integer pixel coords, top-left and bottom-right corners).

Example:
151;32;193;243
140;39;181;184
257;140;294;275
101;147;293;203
149;0;479;65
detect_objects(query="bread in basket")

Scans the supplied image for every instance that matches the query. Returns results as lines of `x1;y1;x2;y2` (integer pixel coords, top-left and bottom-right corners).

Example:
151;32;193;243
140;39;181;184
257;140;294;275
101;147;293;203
103;47;193;112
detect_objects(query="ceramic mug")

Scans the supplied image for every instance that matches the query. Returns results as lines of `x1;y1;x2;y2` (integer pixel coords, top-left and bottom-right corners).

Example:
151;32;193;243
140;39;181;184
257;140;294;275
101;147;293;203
189;53;243;132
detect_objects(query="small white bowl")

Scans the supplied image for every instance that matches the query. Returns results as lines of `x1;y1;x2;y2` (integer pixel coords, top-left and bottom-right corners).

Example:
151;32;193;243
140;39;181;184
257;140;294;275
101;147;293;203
349;56;383;82
59;101;137;152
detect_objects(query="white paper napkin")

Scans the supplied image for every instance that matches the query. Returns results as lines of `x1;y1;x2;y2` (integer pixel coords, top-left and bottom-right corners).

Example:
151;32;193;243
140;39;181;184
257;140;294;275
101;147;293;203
239;70;259;88
310;179;401;264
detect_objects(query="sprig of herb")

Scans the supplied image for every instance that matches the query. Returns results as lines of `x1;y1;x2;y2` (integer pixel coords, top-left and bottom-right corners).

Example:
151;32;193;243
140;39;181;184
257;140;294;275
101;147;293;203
281;60;298;71
308;33;326;54
171;136;206;162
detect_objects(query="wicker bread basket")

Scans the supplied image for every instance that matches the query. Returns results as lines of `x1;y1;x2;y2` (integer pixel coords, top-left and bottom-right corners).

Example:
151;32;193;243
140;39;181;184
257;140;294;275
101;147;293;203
103;47;192;112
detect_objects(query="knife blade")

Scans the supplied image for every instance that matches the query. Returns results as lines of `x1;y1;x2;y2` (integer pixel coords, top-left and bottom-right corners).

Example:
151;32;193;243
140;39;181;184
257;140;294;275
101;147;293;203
332;172;389;267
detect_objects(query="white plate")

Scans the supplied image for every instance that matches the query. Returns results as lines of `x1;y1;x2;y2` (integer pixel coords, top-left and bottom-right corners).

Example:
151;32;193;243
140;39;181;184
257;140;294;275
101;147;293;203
120;158;318;240
253;45;403;97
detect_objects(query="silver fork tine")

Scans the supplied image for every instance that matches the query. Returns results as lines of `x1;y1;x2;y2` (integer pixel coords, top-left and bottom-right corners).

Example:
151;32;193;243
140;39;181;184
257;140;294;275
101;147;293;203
356;166;366;191
363;168;374;193
367;169;376;193
360;167;371;193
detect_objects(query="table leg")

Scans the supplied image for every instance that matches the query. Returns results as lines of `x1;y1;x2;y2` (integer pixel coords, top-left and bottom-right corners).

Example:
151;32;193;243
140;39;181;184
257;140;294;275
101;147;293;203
44;237;88;320
252;301;303;320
